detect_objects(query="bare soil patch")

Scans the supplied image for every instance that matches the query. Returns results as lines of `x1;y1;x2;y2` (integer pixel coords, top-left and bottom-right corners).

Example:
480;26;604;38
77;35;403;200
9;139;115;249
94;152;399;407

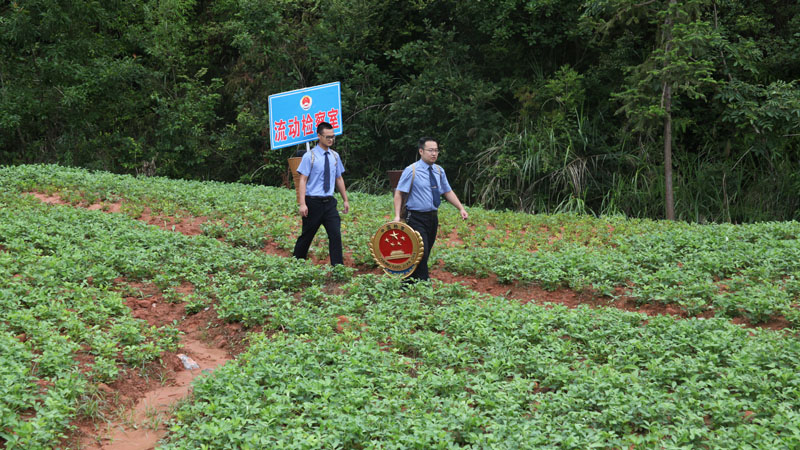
137;208;207;236
24;191;207;235
65;280;247;449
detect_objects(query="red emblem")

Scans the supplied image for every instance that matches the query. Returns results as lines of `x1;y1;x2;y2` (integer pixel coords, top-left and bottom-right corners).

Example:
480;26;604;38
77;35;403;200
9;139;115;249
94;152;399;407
300;95;312;111
369;222;424;278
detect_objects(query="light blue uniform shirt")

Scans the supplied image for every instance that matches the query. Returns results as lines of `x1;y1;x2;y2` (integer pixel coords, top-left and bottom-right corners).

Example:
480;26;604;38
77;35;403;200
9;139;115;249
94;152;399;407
297;144;345;196
396;160;452;212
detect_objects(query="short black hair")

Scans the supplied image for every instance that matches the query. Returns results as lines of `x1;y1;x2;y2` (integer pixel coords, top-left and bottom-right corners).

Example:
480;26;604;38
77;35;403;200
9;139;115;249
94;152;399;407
418;136;437;150
317;122;333;135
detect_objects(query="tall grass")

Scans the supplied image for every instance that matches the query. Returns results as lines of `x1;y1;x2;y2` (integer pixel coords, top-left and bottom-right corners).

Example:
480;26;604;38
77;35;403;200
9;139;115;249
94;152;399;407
466;117;800;223
466;108;628;216
345;168;390;195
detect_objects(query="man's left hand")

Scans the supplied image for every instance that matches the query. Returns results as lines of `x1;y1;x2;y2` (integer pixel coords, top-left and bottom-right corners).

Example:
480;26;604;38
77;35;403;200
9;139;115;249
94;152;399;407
342;200;350;214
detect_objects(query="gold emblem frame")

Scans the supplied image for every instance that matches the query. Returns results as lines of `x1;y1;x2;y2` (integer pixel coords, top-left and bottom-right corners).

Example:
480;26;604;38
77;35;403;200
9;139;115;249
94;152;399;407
368;221;424;278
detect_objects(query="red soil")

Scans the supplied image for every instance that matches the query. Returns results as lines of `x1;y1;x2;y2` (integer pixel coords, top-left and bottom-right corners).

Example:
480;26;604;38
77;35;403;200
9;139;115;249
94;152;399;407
68;279;244;450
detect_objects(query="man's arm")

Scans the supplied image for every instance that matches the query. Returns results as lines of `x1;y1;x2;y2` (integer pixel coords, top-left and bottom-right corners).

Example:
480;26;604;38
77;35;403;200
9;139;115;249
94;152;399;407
393;189;404;222
335;176;349;214
297;174;309;217
443;191;468;220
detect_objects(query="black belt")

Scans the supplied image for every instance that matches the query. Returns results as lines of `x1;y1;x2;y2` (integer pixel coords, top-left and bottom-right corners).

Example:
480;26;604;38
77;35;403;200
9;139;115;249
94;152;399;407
306;195;334;202
407;209;437;215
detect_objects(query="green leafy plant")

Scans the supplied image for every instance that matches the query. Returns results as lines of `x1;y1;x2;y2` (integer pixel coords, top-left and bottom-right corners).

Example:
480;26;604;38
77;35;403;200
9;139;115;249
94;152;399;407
3;163;800;449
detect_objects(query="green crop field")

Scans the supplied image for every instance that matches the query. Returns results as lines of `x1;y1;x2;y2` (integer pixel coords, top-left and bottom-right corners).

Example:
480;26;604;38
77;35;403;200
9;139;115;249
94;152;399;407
1;164;799;449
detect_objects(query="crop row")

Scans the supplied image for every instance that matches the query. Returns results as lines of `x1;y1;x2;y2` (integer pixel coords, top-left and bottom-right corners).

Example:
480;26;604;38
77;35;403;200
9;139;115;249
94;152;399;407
3;164;799;326
161;275;800;448
0;191;341;448
0;195;179;447
2;166;800;448
438;227;800;324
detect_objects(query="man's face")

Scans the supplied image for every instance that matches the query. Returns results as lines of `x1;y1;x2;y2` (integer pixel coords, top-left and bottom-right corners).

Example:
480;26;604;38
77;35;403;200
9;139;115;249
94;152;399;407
318;129;335;148
419;140;439;164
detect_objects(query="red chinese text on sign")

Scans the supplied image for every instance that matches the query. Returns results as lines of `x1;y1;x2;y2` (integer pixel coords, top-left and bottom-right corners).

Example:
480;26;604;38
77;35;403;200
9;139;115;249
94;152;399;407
314;111;327;127
327;108;340;128
302;114;314;136
274;119;287;142
287;117;301;139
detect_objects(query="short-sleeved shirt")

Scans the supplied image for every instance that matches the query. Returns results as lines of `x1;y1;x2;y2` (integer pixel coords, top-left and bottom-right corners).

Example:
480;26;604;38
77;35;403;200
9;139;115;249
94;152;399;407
395;160;452;212
297;144;345;196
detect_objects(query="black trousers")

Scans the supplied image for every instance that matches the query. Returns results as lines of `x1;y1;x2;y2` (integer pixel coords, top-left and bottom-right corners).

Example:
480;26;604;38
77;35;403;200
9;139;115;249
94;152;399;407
406;210;438;281
293;196;343;265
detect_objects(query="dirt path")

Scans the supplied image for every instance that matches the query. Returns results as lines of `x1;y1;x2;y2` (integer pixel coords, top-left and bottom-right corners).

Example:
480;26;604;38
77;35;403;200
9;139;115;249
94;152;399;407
65;278;244;450
78;338;230;450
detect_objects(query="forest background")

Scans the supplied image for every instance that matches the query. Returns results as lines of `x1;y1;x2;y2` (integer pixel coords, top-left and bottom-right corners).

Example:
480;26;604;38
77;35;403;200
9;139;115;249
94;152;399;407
1;0;799;222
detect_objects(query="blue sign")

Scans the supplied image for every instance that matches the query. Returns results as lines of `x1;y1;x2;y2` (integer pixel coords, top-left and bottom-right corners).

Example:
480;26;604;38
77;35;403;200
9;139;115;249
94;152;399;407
268;82;343;150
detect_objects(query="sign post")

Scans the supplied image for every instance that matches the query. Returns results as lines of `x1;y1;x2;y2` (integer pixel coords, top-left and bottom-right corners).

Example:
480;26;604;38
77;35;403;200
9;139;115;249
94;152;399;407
268;82;343;150
268;82;343;202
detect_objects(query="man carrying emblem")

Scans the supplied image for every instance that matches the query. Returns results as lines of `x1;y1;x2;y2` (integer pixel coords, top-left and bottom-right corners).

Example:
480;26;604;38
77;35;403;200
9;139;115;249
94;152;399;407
393;137;468;281
293;122;350;266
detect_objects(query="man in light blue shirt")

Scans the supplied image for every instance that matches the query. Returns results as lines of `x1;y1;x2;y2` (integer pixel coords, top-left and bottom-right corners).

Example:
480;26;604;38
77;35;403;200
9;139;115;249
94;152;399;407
292;122;350;265
393;137;468;281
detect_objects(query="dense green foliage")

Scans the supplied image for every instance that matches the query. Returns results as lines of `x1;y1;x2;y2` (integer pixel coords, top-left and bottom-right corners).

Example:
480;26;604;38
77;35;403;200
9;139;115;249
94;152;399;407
3;165;800;448
2;1;799;222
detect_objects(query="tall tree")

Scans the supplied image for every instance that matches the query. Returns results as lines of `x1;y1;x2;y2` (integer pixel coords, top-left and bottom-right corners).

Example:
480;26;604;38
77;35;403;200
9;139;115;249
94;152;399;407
583;0;719;220
662;0;677;220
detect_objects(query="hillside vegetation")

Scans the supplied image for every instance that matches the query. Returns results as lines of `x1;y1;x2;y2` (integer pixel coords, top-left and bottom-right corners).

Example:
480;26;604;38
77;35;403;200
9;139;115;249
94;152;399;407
3;1;799;221
1;165;800;448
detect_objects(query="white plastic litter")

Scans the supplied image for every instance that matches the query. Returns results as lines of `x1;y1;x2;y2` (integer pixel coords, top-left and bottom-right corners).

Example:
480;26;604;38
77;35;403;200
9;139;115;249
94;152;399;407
177;353;200;370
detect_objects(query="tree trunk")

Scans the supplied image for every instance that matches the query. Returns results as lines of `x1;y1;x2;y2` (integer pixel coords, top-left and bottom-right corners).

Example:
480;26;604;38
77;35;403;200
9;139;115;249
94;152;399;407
663;82;675;220
662;0;677;221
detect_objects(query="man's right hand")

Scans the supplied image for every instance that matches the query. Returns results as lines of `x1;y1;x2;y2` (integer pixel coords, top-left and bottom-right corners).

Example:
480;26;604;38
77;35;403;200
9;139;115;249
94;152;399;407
299;205;309;217
393;215;401;222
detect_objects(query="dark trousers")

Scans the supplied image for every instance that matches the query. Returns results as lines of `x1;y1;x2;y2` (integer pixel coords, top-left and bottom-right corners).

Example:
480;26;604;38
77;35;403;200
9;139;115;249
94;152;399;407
293;196;343;266
406;210;438;281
